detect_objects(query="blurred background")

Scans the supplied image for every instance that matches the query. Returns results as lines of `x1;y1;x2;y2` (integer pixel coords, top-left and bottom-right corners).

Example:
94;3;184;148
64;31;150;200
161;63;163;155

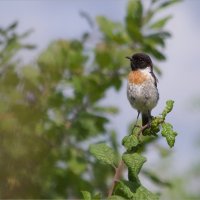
0;0;200;199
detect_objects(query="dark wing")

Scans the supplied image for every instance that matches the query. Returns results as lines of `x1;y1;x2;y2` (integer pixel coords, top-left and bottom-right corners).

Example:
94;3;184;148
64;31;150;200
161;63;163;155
150;71;158;87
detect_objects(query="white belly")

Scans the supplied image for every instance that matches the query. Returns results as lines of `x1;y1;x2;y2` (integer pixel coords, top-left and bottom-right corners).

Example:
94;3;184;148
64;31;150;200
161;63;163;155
127;80;159;113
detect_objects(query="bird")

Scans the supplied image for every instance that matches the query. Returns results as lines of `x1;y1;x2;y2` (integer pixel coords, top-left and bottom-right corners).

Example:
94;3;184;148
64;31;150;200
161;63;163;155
126;53;159;133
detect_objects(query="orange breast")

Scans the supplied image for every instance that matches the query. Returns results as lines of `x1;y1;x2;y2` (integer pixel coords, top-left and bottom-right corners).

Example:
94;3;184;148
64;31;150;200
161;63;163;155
128;70;147;85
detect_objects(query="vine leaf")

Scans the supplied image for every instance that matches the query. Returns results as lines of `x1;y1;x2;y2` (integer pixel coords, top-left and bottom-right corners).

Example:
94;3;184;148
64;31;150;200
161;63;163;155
161;100;174;119
161;123;177;148
125;0;143;41
122;153;146;182
114;181;134;199
122;134;139;151
114;181;159;200
133;184;159;200
90;143;119;166
149;16;172;29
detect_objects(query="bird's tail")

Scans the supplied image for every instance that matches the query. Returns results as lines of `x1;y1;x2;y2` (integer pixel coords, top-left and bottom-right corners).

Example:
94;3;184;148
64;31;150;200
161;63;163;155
142;112;150;127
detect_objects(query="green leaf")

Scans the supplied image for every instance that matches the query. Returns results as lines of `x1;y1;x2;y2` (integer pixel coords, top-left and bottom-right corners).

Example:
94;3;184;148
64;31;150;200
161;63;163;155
114;181;159;200
19;29;34;39
93;193;101;200
144;31;171;48
1;68;19;87
150;16;172;29
68;159;86;175
125;0;143;41
144;35;165;48
80;11;94;28
93;106;119;115
151;0;160;3
114;181;134;199
81;191;92;200
127;0;143;27
108;195;127;200
125;17;142;42
156;0;181;11
22;66;39;86
22;44;36;49
144;44;166;60
7;21;18;31
96;16;128;44
161;100;174;118
122;153;146;182
95;45;113;67
96;16;114;37
161;123;177;147
143;116;164;136
143;170;172;187
89;143;118;166
133;185;159;200
122;134;139;151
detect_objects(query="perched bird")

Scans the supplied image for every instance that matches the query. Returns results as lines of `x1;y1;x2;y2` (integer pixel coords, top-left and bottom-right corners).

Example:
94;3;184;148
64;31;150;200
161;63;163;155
126;53;159;130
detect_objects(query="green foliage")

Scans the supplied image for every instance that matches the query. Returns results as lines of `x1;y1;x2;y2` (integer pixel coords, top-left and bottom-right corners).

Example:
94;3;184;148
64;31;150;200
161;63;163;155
155;0;182;11
96;16;129;44
161;123;177;147
114;181;136;199
150;16;172;30
0;21;35;67
142;100;177;148
82;191;92;200
126;0;143;42
142;170;172;188
124;0;180;61
122;134;139;151
122;100;177;149
108;195;127;200
82;191;101;200
90;143;119;166
88;100;177;199
162;100;174;118
122;153;146;183
0;0;181;199
114;181;159;200
117;100;176;199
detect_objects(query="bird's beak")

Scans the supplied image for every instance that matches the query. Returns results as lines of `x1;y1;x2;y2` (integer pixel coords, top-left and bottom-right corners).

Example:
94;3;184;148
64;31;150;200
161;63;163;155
125;56;132;60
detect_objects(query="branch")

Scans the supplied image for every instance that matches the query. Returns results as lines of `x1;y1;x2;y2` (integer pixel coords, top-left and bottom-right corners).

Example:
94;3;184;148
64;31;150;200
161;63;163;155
108;160;124;197
108;124;149;197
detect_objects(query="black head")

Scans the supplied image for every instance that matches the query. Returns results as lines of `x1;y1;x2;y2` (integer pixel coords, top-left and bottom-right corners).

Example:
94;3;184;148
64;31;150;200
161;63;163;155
126;53;153;71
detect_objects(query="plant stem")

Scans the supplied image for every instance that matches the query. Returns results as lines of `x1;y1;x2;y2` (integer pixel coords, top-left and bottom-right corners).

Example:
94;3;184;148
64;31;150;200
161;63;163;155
108;160;124;197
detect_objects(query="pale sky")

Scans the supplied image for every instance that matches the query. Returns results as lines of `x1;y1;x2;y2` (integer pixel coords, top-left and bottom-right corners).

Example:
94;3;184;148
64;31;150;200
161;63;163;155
0;0;200;176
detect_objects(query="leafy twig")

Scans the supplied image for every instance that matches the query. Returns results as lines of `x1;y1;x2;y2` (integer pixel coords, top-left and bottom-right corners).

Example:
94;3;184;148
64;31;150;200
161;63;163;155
87;100;177;199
